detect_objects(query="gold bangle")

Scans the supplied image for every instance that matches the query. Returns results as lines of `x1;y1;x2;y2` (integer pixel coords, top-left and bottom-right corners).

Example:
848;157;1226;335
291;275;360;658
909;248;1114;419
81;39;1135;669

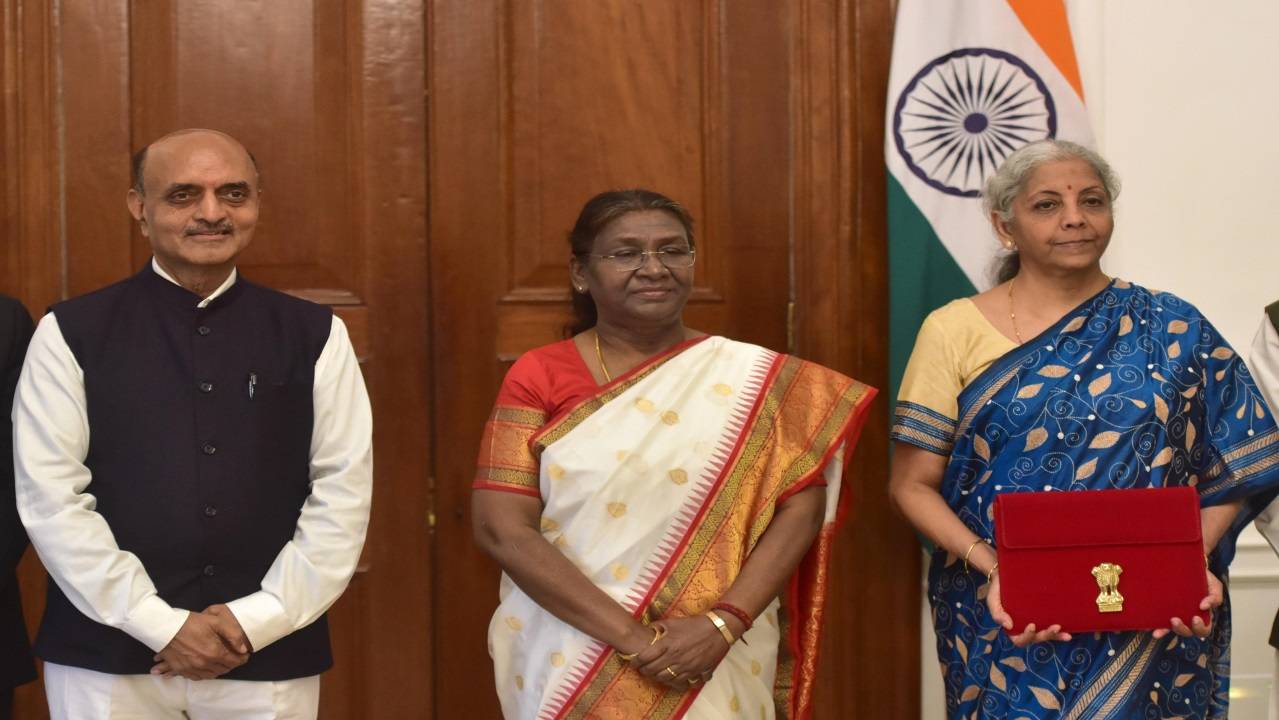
704;610;735;647
986;562;999;583
962;538;985;574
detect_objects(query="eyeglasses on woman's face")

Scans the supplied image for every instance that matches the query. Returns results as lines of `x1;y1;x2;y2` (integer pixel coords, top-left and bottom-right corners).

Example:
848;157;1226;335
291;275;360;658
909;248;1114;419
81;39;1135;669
588;247;696;272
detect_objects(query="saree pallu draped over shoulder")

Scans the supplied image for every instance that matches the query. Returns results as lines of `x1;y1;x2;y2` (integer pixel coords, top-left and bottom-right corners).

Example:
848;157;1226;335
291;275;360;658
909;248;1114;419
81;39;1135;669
477;337;875;720
895;280;1279;719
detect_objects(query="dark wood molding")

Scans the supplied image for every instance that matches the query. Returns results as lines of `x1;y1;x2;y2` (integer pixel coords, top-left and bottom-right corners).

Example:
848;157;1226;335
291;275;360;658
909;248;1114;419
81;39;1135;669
790;0;920;717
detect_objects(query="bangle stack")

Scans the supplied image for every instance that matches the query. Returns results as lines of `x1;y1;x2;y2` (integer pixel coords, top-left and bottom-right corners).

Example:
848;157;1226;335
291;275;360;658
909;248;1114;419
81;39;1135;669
711;602;754;632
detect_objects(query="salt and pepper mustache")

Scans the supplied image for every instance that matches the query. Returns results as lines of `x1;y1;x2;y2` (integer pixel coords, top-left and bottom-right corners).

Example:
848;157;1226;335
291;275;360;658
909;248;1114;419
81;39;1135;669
185;221;234;236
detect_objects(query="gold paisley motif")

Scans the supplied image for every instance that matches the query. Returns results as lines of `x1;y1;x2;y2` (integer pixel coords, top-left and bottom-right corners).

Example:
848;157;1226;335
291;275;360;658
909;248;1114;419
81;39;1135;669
1025;427;1048;451
1089;431;1121;449
1016;383;1043;399
989;664;1007;691
1030;685;1061;710
973;435;991;461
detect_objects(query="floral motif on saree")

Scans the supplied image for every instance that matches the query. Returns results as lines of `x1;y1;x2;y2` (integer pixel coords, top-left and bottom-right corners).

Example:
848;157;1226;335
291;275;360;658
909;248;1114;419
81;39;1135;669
477;337;874;719
892;280;1279;719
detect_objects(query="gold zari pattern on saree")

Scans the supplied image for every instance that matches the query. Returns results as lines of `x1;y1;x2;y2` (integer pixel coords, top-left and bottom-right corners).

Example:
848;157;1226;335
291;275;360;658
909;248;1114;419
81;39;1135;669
567;357;871;718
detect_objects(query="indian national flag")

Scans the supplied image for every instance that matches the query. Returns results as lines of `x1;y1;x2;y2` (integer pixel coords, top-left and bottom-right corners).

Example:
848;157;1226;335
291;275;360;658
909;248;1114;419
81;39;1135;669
886;0;1094;395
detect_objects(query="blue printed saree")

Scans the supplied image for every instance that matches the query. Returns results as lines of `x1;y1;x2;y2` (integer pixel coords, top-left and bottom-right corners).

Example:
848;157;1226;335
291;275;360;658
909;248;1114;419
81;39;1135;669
892;279;1279;719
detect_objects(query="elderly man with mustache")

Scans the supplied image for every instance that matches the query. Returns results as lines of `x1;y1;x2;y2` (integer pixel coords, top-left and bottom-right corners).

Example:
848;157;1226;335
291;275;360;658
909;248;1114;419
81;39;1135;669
12;129;373;719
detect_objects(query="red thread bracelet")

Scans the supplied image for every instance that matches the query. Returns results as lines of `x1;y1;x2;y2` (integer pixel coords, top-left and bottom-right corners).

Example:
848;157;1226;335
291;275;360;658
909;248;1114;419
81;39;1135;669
712;602;753;631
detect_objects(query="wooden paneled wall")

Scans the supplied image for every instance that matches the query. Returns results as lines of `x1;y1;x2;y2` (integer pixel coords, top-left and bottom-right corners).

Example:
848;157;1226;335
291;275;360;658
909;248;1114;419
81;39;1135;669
1;1;916;717
3;1;432;717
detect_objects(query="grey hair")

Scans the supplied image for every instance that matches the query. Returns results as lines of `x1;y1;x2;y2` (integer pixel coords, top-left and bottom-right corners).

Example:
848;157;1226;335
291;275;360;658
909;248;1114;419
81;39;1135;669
982;139;1121;223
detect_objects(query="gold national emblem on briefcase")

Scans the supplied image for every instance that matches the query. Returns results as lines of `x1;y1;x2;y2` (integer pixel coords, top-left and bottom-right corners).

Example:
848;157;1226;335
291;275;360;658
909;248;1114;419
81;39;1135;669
1092;562;1124;613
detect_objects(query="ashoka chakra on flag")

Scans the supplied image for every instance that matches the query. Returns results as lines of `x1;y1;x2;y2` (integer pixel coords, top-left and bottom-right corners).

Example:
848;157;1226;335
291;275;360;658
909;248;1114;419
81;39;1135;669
892;48;1057;198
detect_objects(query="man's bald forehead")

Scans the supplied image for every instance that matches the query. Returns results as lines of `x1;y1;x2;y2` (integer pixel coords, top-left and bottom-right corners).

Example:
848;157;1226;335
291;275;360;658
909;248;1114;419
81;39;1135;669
131;129;259;194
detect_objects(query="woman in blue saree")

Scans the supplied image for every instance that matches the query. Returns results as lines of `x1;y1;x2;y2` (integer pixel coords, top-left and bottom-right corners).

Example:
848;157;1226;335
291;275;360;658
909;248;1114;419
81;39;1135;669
890;139;1279;719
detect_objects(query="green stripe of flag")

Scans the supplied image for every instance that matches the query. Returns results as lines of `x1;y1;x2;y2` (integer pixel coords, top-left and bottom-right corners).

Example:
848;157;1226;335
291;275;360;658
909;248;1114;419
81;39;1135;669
887;173;977;403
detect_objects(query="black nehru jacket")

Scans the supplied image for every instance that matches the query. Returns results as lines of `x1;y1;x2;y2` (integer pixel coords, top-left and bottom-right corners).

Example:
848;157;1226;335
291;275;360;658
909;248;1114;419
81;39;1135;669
0;295;36;691
35;263;334;680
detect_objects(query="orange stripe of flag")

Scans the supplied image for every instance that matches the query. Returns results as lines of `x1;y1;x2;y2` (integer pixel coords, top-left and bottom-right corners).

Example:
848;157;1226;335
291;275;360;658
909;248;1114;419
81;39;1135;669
1005;0;1085;102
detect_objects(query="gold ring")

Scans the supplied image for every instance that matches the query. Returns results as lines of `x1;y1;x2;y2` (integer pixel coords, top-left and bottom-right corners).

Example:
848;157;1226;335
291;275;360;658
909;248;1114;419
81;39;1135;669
650;625;666;644
664;667;678;679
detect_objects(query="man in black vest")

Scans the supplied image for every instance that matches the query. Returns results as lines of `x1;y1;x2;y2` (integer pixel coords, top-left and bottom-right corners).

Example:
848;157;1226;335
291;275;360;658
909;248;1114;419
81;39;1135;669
12;129;372;718
1254;299;1279;720
0;295;35;720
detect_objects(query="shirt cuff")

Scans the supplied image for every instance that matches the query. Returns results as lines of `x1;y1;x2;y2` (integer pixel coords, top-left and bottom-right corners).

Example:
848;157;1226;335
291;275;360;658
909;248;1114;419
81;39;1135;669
225;591;294;653
120;596;190;652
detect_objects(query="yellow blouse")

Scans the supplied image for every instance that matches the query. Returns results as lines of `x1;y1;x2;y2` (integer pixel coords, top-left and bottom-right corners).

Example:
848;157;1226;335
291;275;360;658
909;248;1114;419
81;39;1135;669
893;298;1017;455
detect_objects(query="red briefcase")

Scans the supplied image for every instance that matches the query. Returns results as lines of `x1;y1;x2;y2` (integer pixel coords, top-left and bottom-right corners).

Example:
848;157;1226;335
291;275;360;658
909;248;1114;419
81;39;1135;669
993;486;1209;634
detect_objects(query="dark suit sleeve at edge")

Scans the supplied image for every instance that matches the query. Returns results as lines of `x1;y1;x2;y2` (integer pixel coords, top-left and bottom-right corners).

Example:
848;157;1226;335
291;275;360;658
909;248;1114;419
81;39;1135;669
1;297;34;571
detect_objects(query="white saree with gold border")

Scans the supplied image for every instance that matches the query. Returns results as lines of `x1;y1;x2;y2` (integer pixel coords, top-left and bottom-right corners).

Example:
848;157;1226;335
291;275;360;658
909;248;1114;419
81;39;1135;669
480;336;875;720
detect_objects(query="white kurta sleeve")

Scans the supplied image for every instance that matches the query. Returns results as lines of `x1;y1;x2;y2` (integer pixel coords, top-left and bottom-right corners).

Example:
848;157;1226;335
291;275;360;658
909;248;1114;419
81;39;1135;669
225;315;373;652
13;313;190;652
1250;314;1279;555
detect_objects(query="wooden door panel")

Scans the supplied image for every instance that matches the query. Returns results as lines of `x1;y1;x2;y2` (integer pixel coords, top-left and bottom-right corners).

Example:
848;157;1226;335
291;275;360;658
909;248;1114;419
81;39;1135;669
8;1;431;717
125;1;362;292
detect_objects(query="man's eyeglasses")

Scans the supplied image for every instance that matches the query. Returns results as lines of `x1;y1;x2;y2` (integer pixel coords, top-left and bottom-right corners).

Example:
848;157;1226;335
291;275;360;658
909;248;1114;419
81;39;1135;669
588;247;696;272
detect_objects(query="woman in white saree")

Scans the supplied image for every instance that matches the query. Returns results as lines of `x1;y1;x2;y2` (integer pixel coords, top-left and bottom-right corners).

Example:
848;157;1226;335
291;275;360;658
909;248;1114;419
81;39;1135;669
472;190;875;719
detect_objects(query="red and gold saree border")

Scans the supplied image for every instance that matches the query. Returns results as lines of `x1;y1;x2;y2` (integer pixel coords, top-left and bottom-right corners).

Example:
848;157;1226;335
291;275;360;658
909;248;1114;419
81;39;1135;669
556;355;876;720
777;365;875;720
545;345;780;720
474;405;548;496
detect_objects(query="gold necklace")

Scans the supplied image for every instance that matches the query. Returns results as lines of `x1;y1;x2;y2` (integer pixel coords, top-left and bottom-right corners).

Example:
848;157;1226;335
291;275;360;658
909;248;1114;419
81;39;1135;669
1008;274;1112;346
1007;277;1024;344
594;330;613;382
